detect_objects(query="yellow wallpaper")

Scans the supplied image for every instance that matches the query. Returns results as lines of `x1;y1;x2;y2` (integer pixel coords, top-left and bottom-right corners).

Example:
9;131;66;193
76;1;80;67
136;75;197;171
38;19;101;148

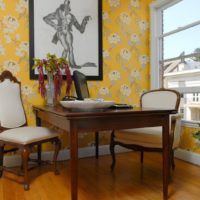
95;0;151;105
1;0;198;153
180;126;200;154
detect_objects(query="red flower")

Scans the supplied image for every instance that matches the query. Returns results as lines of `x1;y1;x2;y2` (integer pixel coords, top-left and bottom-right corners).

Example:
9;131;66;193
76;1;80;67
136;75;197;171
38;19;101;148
33;53;72;99
38;65;46;98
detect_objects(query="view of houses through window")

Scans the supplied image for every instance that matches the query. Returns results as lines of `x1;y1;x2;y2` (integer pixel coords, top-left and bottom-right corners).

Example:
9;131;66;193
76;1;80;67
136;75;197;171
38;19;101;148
159;0;200;123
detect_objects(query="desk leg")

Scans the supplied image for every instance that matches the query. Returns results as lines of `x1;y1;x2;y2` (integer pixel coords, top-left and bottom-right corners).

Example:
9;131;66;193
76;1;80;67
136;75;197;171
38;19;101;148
162;116;170;200
70;129;78;200
95;132;99;159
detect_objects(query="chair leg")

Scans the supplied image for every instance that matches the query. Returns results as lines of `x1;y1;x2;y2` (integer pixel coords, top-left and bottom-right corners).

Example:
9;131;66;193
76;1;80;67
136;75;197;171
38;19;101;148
37;144;42;166
53;138;61;175
95;132;99;159
0;145;4;178
140;150;144;164
21;147;30;191
110;131;116;171
171;149;175;170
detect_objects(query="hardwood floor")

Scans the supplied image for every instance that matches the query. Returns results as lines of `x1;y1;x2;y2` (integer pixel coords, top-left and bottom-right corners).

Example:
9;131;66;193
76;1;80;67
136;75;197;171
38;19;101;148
0;152;200;200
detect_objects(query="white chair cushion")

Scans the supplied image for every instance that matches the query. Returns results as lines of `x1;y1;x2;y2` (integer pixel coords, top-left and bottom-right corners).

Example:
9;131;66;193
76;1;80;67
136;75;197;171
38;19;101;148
115;127;163;148
114;126;179;148
0;127;58;145
142;90;177;109
0;79;26;128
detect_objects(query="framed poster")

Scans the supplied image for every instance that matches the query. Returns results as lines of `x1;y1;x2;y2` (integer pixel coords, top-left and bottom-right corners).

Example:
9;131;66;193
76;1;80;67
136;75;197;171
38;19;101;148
29;0;102;80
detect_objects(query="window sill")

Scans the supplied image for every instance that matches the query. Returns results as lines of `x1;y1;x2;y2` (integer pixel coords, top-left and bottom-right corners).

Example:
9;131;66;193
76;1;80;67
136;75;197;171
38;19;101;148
181;120;200;128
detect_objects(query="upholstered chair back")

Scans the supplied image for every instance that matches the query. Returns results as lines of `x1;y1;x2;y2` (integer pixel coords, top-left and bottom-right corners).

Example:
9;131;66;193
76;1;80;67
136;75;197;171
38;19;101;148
141;89;180;110
141;89;181;148
0;78;26;128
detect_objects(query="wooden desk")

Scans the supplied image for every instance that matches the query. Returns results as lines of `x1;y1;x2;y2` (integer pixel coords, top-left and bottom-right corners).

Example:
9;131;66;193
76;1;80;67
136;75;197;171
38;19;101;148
33;105;176;200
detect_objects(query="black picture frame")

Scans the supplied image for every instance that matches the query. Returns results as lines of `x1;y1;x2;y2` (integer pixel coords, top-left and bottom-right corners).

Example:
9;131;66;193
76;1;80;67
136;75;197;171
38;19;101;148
29;0;102;80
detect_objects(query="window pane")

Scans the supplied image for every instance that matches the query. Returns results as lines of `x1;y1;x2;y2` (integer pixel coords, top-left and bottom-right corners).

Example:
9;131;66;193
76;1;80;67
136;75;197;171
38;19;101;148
163;24;200;59
163;56;200;89
164;79;200;90
180;94;200;122
163;0;200;34
163;64;200;122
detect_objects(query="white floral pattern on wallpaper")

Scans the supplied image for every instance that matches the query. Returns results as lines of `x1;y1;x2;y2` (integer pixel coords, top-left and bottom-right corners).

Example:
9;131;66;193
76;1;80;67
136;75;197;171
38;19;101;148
0;0;5;10
109;0;120;8
130;0;140;8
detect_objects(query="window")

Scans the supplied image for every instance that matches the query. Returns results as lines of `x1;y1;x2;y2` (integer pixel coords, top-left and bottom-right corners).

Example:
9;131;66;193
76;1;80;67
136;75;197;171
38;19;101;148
193;93;199;102
150;0;200;123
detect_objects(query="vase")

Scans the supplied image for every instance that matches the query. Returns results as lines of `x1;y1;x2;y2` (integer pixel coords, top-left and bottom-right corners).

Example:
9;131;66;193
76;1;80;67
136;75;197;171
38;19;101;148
46;73;54;106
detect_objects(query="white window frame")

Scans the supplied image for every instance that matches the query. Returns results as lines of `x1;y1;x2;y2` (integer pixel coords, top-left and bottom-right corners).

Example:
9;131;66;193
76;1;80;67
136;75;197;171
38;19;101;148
150;0;200;126
150;0;182;89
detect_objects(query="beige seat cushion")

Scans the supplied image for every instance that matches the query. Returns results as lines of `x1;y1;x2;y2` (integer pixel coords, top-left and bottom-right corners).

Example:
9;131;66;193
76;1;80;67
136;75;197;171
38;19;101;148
0;126;58;145
114;113;182;148
115;127;179;148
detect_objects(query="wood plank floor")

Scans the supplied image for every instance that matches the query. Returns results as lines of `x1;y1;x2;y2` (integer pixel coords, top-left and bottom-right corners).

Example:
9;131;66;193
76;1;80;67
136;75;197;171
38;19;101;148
0;152;200;200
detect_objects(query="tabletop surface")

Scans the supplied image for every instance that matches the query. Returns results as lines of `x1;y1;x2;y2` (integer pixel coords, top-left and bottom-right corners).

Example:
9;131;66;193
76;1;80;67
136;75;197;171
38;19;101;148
33;105;176;118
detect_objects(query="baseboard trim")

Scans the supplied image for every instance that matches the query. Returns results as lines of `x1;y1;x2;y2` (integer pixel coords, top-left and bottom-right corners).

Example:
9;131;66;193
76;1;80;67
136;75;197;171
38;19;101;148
5;146;199;167
4;145;130;167
175;149;200;166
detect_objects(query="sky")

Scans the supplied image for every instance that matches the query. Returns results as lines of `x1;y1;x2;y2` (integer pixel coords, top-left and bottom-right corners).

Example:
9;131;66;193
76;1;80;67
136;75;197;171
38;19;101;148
163;0;200;59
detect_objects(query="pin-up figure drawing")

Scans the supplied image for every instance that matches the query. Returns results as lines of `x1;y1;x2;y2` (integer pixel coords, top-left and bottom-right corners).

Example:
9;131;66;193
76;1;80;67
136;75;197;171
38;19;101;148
43;0;97;69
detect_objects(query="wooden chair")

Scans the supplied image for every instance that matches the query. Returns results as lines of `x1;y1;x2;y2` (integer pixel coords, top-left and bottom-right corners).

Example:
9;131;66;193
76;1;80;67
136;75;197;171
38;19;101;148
0;70;61;190
110;88;182;170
